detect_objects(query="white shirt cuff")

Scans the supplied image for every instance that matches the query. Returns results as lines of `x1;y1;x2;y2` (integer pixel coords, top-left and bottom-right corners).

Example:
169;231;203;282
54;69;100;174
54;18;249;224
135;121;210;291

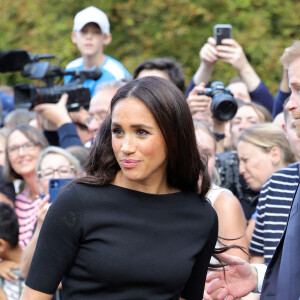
252;263;267;293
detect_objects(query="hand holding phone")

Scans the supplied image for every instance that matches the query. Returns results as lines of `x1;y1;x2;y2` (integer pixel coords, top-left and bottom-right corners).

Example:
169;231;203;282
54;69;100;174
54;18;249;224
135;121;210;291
49;178;73;203
214;24;233;45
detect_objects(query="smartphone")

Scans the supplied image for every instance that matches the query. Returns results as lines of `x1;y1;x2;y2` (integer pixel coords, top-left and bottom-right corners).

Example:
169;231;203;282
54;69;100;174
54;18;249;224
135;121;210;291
49;178;73;203
214;24;233;45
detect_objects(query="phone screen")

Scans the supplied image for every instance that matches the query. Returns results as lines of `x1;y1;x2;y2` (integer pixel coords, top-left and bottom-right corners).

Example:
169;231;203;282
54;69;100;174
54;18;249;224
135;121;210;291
49;178;73;203
214;24;233;45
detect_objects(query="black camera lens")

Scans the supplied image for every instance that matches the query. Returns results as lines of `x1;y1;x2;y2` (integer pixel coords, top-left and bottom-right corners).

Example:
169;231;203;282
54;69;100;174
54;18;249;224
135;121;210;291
211;94;238;121
201;81;238;122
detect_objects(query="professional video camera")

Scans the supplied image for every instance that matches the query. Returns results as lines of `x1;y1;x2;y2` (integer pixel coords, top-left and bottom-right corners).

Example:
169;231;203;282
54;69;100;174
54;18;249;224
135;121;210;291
0;49;102;111
199;81;238;121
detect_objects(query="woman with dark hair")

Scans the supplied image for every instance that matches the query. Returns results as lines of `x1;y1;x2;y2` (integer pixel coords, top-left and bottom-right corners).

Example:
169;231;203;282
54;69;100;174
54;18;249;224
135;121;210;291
4;124;49;247
21;77;218;300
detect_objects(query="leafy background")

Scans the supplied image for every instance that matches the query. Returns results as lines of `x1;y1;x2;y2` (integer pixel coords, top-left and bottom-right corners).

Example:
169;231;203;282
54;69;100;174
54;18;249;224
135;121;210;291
0;0;299;93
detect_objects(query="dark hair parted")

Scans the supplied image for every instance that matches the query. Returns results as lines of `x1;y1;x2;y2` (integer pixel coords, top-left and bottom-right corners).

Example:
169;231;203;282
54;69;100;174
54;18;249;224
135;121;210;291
4;124;49;181
0;202;19;247
76;76;210;196
133;58;185;92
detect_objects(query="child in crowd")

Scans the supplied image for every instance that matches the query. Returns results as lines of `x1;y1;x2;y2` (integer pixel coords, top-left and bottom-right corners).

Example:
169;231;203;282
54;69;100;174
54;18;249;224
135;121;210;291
0;202;23;300
65;6;131;97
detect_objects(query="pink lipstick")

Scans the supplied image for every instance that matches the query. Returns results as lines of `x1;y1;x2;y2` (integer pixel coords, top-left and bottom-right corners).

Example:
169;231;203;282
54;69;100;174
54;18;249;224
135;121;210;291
121;159;140;168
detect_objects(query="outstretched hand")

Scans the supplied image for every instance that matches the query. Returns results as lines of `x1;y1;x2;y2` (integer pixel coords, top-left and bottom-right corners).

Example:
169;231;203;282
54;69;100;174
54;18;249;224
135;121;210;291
216;39;249;72
200;37;218;67
205;253;257;300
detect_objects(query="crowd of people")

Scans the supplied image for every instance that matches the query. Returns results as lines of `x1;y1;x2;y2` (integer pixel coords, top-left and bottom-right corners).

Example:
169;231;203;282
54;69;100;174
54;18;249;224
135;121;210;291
0;4;299;300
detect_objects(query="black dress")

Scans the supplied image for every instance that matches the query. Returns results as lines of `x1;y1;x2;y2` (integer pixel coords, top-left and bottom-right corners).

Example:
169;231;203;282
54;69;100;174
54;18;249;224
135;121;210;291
26;183;218;300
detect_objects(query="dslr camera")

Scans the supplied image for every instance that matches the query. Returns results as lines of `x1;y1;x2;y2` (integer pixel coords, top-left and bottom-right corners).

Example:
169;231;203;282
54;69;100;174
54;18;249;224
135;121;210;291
199;81;237;121
0;49;102;111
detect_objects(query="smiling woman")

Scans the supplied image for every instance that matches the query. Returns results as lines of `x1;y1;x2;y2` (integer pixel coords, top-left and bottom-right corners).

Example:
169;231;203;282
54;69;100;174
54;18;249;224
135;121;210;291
21;76;218;300
19;146;84;280
4;125;49;247
111;97;168;192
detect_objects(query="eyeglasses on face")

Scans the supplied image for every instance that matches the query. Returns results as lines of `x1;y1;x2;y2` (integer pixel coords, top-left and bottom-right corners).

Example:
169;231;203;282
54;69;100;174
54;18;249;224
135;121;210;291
85;111;108;127
7;142;39;156
37;165;75;180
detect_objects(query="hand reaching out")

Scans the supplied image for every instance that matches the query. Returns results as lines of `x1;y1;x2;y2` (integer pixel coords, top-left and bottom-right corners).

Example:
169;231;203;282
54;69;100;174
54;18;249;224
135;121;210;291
200;37;218;67
205;253;257;300
216;39;249;72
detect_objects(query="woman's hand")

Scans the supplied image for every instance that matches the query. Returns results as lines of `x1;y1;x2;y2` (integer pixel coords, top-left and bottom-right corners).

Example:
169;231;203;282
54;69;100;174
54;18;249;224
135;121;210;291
206;253;257;300
36;194;51;229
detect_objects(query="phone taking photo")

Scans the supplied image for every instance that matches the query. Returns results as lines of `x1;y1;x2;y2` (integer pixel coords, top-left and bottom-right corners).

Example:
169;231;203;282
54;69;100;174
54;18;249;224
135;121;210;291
214;24;233;45
49;178;73;203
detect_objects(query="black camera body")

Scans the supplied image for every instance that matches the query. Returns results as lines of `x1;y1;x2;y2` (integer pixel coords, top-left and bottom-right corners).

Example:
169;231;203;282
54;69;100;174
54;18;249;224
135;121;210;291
14;81;91;111
200;81;238;121
215;151;259;220
0;50;102;111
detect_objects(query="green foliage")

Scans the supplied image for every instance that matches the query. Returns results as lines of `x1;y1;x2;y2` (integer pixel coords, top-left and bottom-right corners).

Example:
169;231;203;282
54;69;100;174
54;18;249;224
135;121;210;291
0;0;300;93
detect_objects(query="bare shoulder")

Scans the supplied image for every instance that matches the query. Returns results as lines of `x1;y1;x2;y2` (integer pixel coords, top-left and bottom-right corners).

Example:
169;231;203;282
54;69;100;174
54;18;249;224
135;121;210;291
213;189;242;212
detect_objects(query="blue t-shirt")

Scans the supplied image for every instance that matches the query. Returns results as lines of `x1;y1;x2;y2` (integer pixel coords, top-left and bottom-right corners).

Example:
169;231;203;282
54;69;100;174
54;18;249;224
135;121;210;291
251;210;257;220
64;55;130;98
0;91;14;125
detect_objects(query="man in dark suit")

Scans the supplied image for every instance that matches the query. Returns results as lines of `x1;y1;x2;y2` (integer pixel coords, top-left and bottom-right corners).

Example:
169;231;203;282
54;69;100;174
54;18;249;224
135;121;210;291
204;40;300;300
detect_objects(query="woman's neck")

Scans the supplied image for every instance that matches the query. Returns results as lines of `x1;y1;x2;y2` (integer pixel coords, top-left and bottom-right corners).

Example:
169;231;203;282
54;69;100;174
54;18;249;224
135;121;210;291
111;171;180;195
23;173;39;199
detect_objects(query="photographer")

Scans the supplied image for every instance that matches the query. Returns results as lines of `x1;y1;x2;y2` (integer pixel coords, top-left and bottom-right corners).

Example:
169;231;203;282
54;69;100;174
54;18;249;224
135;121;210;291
187;82;231;154
186;37;274;113
34;94;86;148
187;86;272;219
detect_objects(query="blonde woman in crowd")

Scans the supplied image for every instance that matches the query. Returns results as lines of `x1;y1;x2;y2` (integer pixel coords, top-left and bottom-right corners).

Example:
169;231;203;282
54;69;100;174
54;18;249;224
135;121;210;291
237;123;296;247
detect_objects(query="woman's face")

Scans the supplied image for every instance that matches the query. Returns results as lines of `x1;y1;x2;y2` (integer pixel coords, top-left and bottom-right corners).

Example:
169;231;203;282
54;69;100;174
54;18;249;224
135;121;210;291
195;129;216;178
37;153;76;195
111;97;168;189
231;106;261;149
238;141;277;191
7;130;41;178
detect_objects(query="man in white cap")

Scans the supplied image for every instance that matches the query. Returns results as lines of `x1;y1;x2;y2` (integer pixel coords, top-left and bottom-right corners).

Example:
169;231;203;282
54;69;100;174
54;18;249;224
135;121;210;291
65;6;130;98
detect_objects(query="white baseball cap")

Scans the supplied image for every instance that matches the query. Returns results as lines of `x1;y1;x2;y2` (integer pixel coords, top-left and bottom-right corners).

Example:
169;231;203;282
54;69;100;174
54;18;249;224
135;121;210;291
73;6;110;34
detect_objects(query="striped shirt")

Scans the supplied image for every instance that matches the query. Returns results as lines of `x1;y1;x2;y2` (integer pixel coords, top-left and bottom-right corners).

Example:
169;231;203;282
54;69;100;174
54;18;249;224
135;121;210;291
249;162;299;263
14;188;41;248
0;274;24;300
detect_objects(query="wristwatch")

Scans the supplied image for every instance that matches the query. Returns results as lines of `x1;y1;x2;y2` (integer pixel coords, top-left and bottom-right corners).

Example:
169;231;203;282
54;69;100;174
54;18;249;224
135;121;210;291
213;132;225;141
